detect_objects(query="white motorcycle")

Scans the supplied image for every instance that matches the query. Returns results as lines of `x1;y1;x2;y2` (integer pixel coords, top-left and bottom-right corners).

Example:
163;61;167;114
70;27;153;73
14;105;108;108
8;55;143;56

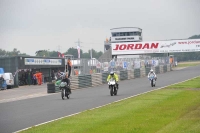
108;78;118;96
59;82;71;100
149;75;156;87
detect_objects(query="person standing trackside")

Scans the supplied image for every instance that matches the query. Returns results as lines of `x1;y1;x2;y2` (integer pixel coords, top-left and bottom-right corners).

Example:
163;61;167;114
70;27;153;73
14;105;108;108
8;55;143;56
67;58;72;78
0;75;5;90
51;70;55;81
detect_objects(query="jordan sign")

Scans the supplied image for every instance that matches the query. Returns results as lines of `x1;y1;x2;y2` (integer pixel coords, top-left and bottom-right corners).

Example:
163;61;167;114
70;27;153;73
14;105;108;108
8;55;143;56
111;39;200;55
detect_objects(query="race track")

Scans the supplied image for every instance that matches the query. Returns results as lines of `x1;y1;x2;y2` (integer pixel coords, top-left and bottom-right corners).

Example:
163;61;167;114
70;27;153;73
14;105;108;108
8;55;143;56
0;65;200;133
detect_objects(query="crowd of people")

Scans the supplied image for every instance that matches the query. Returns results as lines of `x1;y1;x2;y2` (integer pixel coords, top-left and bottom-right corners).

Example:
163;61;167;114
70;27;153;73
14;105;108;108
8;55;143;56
18;70;44;86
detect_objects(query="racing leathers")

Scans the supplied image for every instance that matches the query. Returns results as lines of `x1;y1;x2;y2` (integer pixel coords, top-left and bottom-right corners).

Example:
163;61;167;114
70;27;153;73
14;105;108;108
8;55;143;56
107;73;119;89
61;77;71;94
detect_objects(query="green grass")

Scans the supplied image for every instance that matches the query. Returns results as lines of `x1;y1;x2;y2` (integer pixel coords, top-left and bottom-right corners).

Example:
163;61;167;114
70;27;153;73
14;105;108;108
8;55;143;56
176;61;200;68
20;77;200;133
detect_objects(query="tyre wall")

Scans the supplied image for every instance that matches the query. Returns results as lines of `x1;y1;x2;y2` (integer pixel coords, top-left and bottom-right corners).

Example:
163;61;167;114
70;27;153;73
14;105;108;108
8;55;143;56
49;65;172;93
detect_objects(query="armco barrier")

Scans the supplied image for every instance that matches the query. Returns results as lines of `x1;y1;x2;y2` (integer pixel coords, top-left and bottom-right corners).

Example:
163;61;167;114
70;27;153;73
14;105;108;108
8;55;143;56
78;75;92;88
102;72;109;84
91;73;102;86
127;70;134;79
167;64;171;71
163;65;167;73
140;68;146;77
115;71;120;81
155;66;160;74
145;67;151;76
49;65;172;93
134;69;140;78
159;65;164;73
120;70;128;80
70;76;79;90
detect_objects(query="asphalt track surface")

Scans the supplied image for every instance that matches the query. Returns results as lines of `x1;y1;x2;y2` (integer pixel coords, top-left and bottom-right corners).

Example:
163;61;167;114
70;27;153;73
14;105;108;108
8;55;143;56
0;65;200;133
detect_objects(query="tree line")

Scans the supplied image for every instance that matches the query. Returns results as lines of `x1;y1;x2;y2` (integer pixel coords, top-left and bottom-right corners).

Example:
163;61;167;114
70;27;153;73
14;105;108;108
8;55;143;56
0;47;103;59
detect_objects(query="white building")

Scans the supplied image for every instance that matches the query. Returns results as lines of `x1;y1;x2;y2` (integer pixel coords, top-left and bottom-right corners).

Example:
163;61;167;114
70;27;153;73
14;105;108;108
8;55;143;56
101;27;143;59
110;27;143;43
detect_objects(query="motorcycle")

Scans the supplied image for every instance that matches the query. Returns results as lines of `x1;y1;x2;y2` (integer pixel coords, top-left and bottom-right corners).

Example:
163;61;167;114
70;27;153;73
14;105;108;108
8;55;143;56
149;75;156;87
108;78;118;96
59;82;71;100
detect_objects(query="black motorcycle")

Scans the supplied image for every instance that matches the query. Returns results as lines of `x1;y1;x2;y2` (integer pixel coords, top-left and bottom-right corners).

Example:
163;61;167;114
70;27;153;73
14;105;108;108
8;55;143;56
59;82;71;100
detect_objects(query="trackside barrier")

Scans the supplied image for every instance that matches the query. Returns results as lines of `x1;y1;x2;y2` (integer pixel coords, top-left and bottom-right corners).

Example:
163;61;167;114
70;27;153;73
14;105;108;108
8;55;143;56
134;69;140;78
115;71;121;81
145;67;151;76
102;73;109;84
163;65;167;73
155;66;160;74
120;70;128;80
127;70;134;79
140;68;146;77
78;75;92;88
70;76;79;90
91;73;102;86
48;65;172;93
167;64;171;71
159;65;164;73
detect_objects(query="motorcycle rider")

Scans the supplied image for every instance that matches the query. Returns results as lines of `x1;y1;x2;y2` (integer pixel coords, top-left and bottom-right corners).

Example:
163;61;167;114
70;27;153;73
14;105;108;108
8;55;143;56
147;69;157;81
57;70;65;80
107;71;119;89
61;73;71;94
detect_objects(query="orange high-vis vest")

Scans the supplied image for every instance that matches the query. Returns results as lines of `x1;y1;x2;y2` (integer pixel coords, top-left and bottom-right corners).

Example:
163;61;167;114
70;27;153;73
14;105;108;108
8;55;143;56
68;60;72;67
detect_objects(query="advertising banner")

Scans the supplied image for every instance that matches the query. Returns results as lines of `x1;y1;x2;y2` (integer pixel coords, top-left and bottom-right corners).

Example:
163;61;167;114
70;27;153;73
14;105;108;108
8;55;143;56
25;58;62;65
134;61;141;69
112;39;200;55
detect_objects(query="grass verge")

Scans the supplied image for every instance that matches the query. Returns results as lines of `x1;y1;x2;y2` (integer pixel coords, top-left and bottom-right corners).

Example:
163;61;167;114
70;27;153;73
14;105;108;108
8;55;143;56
20;77;200;133
176;61;200;68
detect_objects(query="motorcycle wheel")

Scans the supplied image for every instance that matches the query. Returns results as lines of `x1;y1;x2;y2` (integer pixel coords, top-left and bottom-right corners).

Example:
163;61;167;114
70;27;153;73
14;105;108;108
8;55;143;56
114;87;117;95
66;94;70;99
66;87;70;99
110;86;113;96
151;80;154;87
61;89;65;100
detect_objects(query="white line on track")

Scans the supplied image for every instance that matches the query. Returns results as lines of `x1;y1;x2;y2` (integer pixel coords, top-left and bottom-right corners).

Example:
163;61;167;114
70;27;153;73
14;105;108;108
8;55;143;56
14;75;200;133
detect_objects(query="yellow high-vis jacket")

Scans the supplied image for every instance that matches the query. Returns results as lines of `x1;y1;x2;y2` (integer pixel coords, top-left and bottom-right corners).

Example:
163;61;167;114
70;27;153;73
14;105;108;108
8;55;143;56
107;73;119;82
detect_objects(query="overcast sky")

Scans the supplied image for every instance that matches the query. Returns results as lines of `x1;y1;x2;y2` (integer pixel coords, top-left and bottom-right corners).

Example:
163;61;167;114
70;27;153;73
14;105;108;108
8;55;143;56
0;0;200;56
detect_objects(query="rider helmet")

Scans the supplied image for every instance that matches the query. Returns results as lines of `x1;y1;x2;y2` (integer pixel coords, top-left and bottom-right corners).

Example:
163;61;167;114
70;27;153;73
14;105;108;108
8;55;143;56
110;71;114;76
150;69;153;72
60;72;66;79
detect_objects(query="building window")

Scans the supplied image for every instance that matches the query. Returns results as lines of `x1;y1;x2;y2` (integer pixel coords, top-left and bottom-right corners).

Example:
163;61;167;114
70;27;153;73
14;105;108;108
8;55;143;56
112;31;141;37
112;33;117;37
129;32;134;36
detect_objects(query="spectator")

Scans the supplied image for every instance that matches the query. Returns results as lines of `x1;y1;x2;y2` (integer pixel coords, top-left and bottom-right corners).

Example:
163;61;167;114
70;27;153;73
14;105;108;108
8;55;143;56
25;70;28;85
37;71;42;85
0;75;5;90
51;70;55;80
27;70;31;86
67;58;72;78
21;70;26;85
33;72;37;85
31;71;34;85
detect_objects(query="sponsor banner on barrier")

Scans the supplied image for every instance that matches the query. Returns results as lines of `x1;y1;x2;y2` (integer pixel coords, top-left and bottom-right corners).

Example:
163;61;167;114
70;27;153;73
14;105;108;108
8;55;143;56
112;39;200;55
25;58;62;65
134;61;141;69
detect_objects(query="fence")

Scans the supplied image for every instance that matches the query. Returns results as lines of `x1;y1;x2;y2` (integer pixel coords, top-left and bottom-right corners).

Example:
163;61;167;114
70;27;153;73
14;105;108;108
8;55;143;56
70;57;171;76
69;64;172;91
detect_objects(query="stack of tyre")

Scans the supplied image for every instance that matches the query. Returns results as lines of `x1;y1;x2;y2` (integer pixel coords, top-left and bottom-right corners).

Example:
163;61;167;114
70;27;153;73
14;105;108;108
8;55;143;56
47;83;55;93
